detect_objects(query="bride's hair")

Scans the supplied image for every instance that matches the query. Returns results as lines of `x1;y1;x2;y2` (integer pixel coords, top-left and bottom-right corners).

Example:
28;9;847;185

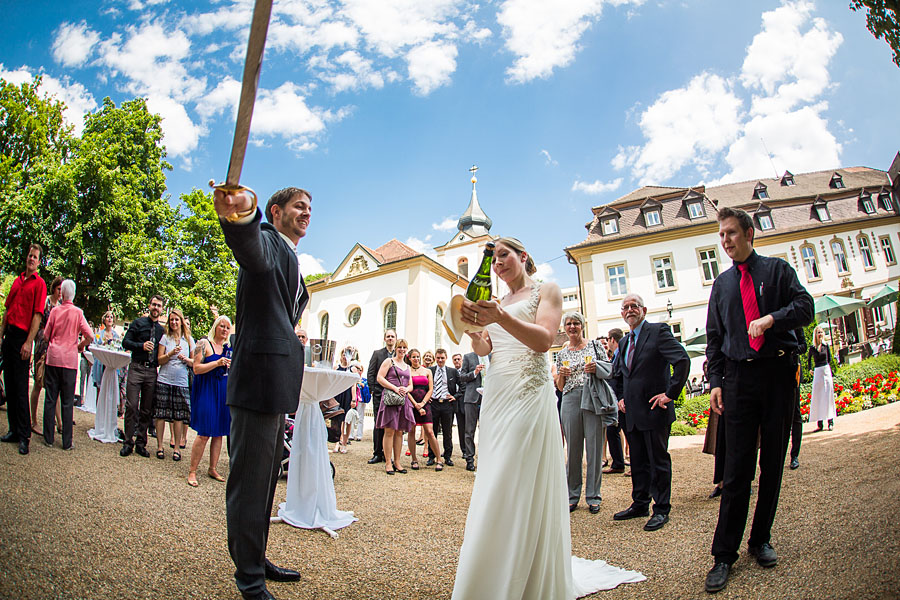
496;237;536;276
405;348;420;366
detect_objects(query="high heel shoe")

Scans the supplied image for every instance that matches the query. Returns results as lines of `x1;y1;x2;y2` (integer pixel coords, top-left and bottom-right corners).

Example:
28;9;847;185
392;462;407;474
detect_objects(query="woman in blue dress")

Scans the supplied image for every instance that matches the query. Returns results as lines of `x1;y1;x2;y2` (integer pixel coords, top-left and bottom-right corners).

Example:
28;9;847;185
187;316;232;487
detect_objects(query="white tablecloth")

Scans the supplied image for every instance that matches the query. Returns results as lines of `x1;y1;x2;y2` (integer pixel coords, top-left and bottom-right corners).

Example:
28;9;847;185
87;346;130;443
78;351;98;414
275;367;360;536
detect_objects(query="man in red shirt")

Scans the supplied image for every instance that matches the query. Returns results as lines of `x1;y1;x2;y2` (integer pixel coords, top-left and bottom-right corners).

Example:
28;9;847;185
1;244;48;455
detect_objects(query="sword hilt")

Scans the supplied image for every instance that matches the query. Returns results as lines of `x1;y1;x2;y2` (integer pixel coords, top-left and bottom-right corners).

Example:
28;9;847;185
209;180;258;222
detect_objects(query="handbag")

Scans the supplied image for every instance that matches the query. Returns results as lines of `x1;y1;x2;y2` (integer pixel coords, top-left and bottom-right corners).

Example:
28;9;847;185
382;364;407;406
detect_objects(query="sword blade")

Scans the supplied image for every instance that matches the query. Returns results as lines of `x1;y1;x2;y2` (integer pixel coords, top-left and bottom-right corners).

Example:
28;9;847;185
225;0;274;187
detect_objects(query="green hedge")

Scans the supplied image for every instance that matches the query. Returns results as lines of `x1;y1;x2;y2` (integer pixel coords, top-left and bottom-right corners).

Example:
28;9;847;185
833;354;900;388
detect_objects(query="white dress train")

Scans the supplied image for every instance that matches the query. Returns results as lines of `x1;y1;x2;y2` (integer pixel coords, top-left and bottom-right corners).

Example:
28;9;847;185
452;285;645;600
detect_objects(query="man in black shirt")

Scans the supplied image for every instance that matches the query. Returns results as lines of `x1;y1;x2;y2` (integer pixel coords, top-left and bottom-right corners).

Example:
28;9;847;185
119;295;165;457
704;207;813;593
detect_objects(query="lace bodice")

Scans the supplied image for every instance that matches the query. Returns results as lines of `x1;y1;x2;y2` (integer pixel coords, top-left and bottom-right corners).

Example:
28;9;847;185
486;284;550;395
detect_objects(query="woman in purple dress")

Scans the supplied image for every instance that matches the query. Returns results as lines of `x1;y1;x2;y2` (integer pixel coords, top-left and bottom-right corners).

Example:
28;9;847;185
375;339;416;475
187;316;232;487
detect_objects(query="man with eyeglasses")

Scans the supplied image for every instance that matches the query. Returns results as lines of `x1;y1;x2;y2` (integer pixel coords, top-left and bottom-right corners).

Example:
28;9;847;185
611;294;689;533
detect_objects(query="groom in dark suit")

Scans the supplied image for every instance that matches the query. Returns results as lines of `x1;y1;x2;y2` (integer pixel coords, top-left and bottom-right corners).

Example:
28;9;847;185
429;348;460;465
215;186;310;600
611;293;689;532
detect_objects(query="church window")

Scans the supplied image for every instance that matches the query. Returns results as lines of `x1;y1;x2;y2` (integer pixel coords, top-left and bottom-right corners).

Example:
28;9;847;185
383;301;397;331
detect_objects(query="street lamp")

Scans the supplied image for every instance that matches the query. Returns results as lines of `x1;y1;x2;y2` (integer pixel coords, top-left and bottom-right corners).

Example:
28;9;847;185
666;299;673;319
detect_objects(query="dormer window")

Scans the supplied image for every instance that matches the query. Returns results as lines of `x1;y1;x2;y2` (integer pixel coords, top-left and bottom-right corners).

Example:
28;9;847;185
813;197;831;222
686;200;704;219
753;183;769;200
644;210;661;227
640;198;663;228
754;203;774;231
781;171;795;186
601;217;618;235
860;191;875;215
830;172;845;189
879;191;893;211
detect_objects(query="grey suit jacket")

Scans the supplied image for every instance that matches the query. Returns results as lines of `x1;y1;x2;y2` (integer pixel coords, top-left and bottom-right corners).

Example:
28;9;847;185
458;352;483;404
220;210;308;414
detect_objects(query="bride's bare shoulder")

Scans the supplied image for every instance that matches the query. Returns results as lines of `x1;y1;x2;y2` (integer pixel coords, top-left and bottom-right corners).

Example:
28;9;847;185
537;281;561;302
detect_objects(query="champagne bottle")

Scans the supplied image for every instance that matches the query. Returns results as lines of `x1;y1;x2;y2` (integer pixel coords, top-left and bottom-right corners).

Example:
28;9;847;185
465;242;495;302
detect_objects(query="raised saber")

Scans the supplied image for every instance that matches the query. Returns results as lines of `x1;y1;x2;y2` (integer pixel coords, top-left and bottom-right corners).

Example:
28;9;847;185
209;0;274;216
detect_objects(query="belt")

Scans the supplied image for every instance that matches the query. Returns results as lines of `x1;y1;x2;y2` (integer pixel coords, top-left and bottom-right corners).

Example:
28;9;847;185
738;349;786;363
134;361;157;369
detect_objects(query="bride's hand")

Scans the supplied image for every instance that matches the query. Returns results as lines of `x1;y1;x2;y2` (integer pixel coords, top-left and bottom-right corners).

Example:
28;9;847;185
460;299;503;327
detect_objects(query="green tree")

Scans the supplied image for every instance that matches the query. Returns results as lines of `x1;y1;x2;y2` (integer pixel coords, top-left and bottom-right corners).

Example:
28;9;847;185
850;0;900;67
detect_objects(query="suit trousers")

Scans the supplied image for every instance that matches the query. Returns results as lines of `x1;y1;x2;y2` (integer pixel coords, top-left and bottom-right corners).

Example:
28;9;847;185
625;425;671;515
124;363;157;449
226;406;284;596
2;326;31;441
713;412;727;484
455;398;466;450
712;356;795;564
789;385;802;460
43;365;75;448
431;400;455;460
560;388;606;505
605;410;627;469
371;393;384;459
463;402;480;461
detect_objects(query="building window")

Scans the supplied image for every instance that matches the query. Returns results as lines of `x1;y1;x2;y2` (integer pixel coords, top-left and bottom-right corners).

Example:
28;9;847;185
814;203;831;222
698;247;719;284
858;235;874;269
652;255;676;290
800;245;820;281
601;217;618;235
457;257;468;278
879;235;896;265
873;305;885;323
435;306;444;349
348;306;361;326
563;293;578;303
831;239;850;275
606;264;627;298
781;171;795;186
320;313;329;341
830;173;845;189
687;201;704;219
753;183;768;200
757;213;774;231
383;301;397;331
644;209;661;227
669;322;682;343
879;192;893;211
860;194;876;215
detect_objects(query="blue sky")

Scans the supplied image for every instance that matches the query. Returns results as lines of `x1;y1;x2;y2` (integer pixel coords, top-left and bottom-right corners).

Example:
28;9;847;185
3;0;898;288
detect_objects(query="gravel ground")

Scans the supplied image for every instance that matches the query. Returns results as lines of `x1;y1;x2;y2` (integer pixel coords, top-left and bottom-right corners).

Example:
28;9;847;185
0;399;898;600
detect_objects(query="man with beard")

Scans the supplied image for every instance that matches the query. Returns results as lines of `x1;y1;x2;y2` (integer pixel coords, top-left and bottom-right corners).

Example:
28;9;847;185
120;294;165;458
366;329;396;465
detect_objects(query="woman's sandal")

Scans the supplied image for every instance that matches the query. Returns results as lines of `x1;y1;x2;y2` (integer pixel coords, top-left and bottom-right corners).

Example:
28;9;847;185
435;462;444;472
156;449;165;460
172;451;181;462
410;460;420;470
187;472;199;487
208;470;226;482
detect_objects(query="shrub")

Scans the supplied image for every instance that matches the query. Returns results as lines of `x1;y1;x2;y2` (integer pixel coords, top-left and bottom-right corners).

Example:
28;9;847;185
833;354;900;388
670;421;697;436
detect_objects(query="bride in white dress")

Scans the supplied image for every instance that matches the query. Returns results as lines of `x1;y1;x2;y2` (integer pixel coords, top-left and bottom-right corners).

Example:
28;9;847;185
452;237;645;600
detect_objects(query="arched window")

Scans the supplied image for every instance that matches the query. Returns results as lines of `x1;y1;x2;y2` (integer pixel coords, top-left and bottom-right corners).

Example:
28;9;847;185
348;306;361;326
383;301;397;331
458;257;468;278
320;312;329;341
435;305;444;349
799;244;820;281
857;234;874;269
830;239;849;275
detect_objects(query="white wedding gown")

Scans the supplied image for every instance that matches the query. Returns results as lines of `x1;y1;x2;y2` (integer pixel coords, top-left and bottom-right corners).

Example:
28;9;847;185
452;285;645;600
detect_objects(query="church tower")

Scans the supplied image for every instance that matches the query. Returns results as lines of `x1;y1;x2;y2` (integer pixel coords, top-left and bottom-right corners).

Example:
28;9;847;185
457;165;493;237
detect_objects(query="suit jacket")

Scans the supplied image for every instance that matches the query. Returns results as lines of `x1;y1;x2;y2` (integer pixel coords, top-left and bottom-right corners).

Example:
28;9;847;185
367;347;392;399
220;211;308;414
612;321;689;432
429;365;459;402
458;352;483;404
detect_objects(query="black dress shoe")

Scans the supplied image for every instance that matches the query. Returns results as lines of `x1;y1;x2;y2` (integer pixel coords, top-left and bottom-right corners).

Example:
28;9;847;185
241;588;278;600
465;461;475;471
748;542;777;567
709;486;723;499
613;506;649;521
1;431;19;443
705;562;730;593
134;445;150;458
18;439;29;455
445;458;454;467
644;513;668;531
789;457;799;470
569;503;578;512
367;455;385;464
120;445;133;457
265;559;301;582
589;504;601;514
426;457;436;466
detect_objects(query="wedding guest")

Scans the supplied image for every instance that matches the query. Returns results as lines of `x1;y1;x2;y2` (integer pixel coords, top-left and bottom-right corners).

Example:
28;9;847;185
405;348;442;470
30;276;62;433
375;339;416;474
788;327;807;470
555;311;610;514
41;279;93;449
1;243;47;455
807;326;835;431
429;348;460;466
352;361;368;440
120;294;165;458
367;329;397;465
188;315;232;487
344;361;363;445
153;309;194;461
422;350;435;368
332;347;354;454
704;207;813;593
459;351;484;471
604;328;627;475
452;352;466;447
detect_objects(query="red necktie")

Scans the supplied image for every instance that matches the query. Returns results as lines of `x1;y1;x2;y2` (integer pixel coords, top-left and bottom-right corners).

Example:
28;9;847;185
738;263;764;352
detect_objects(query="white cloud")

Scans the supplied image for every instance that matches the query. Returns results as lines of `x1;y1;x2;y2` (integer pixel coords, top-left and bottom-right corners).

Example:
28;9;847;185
251;82;351;152
540;149;558;166
298;252;327;275
571;178;623;194
321;51;386;93
341;0;460;58
146;95;203;160
194;76;241;121
0;65;97;136
534;262;555;282
52;22;100;68
406;40;458;95
498;0;642;83
432;216;458;231
404;235;437;258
